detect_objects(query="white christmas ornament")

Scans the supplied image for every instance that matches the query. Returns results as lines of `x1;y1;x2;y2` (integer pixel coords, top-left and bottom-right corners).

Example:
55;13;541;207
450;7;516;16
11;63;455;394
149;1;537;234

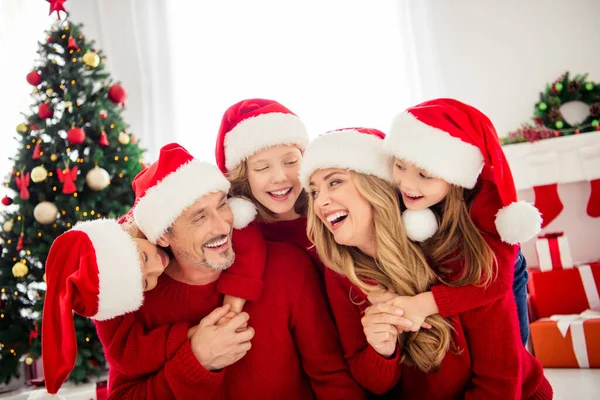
86;167;110;191
3;220;14;233
34;201;58;225
31;166;48;183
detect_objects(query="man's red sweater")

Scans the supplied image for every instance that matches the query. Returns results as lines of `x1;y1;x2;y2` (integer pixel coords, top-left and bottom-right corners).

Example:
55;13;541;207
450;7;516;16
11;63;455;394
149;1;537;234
98;241;365;400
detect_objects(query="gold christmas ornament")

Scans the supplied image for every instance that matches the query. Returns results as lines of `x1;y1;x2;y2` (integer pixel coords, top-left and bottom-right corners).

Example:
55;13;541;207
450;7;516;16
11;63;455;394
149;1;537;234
25;357;33;365
50;154;58;162
33;87;39;94
31;166;48;183
82;51;100;68
64;101;72;109
12;262;28;278
33;201;58;225
86;167;110;191
3;220;14;233
16;123;29;134
118;132;130;145
46;88;54;96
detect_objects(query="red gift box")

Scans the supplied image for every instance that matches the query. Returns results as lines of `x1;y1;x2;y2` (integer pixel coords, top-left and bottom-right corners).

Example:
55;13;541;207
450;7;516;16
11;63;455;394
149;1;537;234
528;262;600;319
535;232;574;272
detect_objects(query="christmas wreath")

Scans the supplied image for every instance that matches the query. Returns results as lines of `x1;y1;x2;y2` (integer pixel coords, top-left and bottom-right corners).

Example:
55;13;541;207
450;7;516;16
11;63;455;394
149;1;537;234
502;72;600;145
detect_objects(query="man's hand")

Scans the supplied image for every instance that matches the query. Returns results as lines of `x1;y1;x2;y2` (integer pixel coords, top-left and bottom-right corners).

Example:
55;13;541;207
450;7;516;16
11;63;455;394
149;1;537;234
190;304;255;371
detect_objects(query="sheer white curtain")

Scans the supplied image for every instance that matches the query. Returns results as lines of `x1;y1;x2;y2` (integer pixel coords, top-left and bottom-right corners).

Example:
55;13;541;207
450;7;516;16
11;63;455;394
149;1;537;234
166;0;426;162
0;1;55;194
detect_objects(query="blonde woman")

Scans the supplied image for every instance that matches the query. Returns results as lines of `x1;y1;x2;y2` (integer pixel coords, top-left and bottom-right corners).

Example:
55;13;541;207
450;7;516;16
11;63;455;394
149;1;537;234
301;127;552;399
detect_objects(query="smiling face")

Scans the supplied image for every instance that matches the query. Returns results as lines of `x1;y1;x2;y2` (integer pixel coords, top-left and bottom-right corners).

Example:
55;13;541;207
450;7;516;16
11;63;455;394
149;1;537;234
157;192;235;271
134;238;169;291
309;168;375;253
392;158;451;210
246;145;303;221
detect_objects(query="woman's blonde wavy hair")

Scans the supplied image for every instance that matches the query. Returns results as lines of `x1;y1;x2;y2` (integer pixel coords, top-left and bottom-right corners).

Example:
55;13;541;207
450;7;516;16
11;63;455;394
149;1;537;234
307;171;453;372
226;159;308;223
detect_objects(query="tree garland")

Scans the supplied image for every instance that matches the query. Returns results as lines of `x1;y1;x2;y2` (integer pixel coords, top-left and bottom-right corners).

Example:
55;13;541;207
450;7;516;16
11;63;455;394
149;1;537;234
502;72;600;145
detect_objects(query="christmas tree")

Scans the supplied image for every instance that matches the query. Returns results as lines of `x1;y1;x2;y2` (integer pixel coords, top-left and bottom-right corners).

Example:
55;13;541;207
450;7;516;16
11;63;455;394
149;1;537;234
0;14;145;384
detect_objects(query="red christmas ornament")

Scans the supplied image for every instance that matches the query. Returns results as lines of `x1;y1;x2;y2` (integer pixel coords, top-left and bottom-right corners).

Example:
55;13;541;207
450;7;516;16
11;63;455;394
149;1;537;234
99;131;109;147
26;71;42;86
57;166;78;194
16;234;25;252
38;103;54;119
67;36;78;50
108;84;127;105
48;0;67;19
67;127;86;145
30;123;40;132
32;143;42;160
15;172;31;200
100;110;107;119
575;129;581;134
130;134;138;144
29;323;39;345
597;125;600;131
47;36;53;43
1;196;13;206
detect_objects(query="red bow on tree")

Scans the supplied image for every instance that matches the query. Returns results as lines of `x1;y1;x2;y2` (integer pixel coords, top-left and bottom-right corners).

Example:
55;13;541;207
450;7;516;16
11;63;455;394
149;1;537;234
15;172;31;200
57;165;78;194
47;0;67;19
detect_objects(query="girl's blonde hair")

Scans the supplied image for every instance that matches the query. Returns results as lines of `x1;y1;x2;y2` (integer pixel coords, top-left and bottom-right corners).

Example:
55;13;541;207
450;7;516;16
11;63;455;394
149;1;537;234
226;160;308;223
307;171;453;372
120;214;146;239
423;185;497;288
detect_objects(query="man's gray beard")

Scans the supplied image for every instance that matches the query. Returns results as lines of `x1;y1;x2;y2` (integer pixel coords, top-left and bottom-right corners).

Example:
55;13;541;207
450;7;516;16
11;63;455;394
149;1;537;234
203;249;236;271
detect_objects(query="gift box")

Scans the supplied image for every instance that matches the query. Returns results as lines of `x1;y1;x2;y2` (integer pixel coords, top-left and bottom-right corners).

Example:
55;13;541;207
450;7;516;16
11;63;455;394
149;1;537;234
528;263;600;319
535;232;573;272
530;310;600;368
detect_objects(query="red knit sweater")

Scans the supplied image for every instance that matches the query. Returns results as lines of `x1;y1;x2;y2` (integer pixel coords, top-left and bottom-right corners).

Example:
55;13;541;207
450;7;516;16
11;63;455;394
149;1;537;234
98;241;365;400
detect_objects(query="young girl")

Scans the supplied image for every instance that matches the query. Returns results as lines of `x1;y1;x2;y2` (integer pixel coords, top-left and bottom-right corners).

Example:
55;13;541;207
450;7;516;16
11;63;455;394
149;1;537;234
30;218;174;398
302;127;552;399
377;98;542;338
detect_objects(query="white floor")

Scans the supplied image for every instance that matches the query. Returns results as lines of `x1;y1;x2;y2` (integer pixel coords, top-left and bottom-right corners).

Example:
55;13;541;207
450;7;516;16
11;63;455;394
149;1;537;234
545;368;600;399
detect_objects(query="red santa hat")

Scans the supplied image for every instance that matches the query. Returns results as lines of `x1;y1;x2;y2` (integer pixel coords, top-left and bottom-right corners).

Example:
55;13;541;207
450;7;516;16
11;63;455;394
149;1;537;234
133;143;256;243
299;127;394;190
31;219;143;399
384;98;542;244
215;98;309;173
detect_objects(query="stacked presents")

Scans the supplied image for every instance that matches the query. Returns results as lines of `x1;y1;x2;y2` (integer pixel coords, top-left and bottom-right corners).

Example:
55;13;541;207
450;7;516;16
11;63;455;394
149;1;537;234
528;232;600;368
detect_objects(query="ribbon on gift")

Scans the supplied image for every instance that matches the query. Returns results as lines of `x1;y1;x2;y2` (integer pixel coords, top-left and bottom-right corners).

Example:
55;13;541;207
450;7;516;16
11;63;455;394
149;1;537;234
548;309;600;368
578;264;600;311
536;232;574;271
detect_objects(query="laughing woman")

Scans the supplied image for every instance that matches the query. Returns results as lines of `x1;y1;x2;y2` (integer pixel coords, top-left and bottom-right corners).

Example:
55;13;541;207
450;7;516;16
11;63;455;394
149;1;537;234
301;127;552;399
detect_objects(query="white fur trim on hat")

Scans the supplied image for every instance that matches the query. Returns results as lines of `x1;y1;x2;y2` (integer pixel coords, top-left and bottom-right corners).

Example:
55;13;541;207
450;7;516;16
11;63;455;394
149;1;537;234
228;197;257;229
134;160;231;244
402;208;439;242
72;219;144;321
224;112;309;171
525;153;559;187
27;391;65;399
580;145;600;181
495;201;542;244
385;112;484;188
299;130;394;190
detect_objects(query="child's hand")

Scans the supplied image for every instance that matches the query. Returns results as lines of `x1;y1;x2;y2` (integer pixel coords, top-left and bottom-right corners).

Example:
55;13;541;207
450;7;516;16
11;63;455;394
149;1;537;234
388;293;437;332
216;311;248;333
367;286;397;305
223;295;247;314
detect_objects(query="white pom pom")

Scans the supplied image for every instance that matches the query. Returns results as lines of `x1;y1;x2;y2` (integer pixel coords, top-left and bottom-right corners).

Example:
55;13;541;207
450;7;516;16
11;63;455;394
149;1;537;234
228;197;257;229
495;201;542;244
402;208;439;242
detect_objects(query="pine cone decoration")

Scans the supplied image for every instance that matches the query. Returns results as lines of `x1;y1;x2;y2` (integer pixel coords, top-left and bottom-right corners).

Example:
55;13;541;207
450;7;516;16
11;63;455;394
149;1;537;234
568;80;582;93
590;102;600;118
548;108;562;121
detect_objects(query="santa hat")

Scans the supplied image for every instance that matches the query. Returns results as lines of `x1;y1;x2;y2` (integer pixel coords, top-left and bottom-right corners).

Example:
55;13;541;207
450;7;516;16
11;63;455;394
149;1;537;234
31;219;143;399
133;143;256;244
384;98;542;244
215;98;309;173
299;127;393;190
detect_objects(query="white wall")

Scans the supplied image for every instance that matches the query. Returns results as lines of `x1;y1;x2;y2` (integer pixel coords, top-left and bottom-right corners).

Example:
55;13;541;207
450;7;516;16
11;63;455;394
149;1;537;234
418;0;600;265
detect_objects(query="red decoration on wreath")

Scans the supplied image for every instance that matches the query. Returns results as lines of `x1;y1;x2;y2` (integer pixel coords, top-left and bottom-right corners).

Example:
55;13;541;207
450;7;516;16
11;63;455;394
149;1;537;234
108;84;127;105
48;0;67;19
57;165;78;194
67;127;86;145
67;36;78;50
38;103;53;119
2;196;13;206
15;172;31;200
26;71;42;86
32;143;42;160
99;131;109;147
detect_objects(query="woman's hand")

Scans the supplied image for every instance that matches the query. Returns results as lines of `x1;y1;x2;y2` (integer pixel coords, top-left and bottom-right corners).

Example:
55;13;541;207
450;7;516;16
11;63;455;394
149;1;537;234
361;302;407;358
